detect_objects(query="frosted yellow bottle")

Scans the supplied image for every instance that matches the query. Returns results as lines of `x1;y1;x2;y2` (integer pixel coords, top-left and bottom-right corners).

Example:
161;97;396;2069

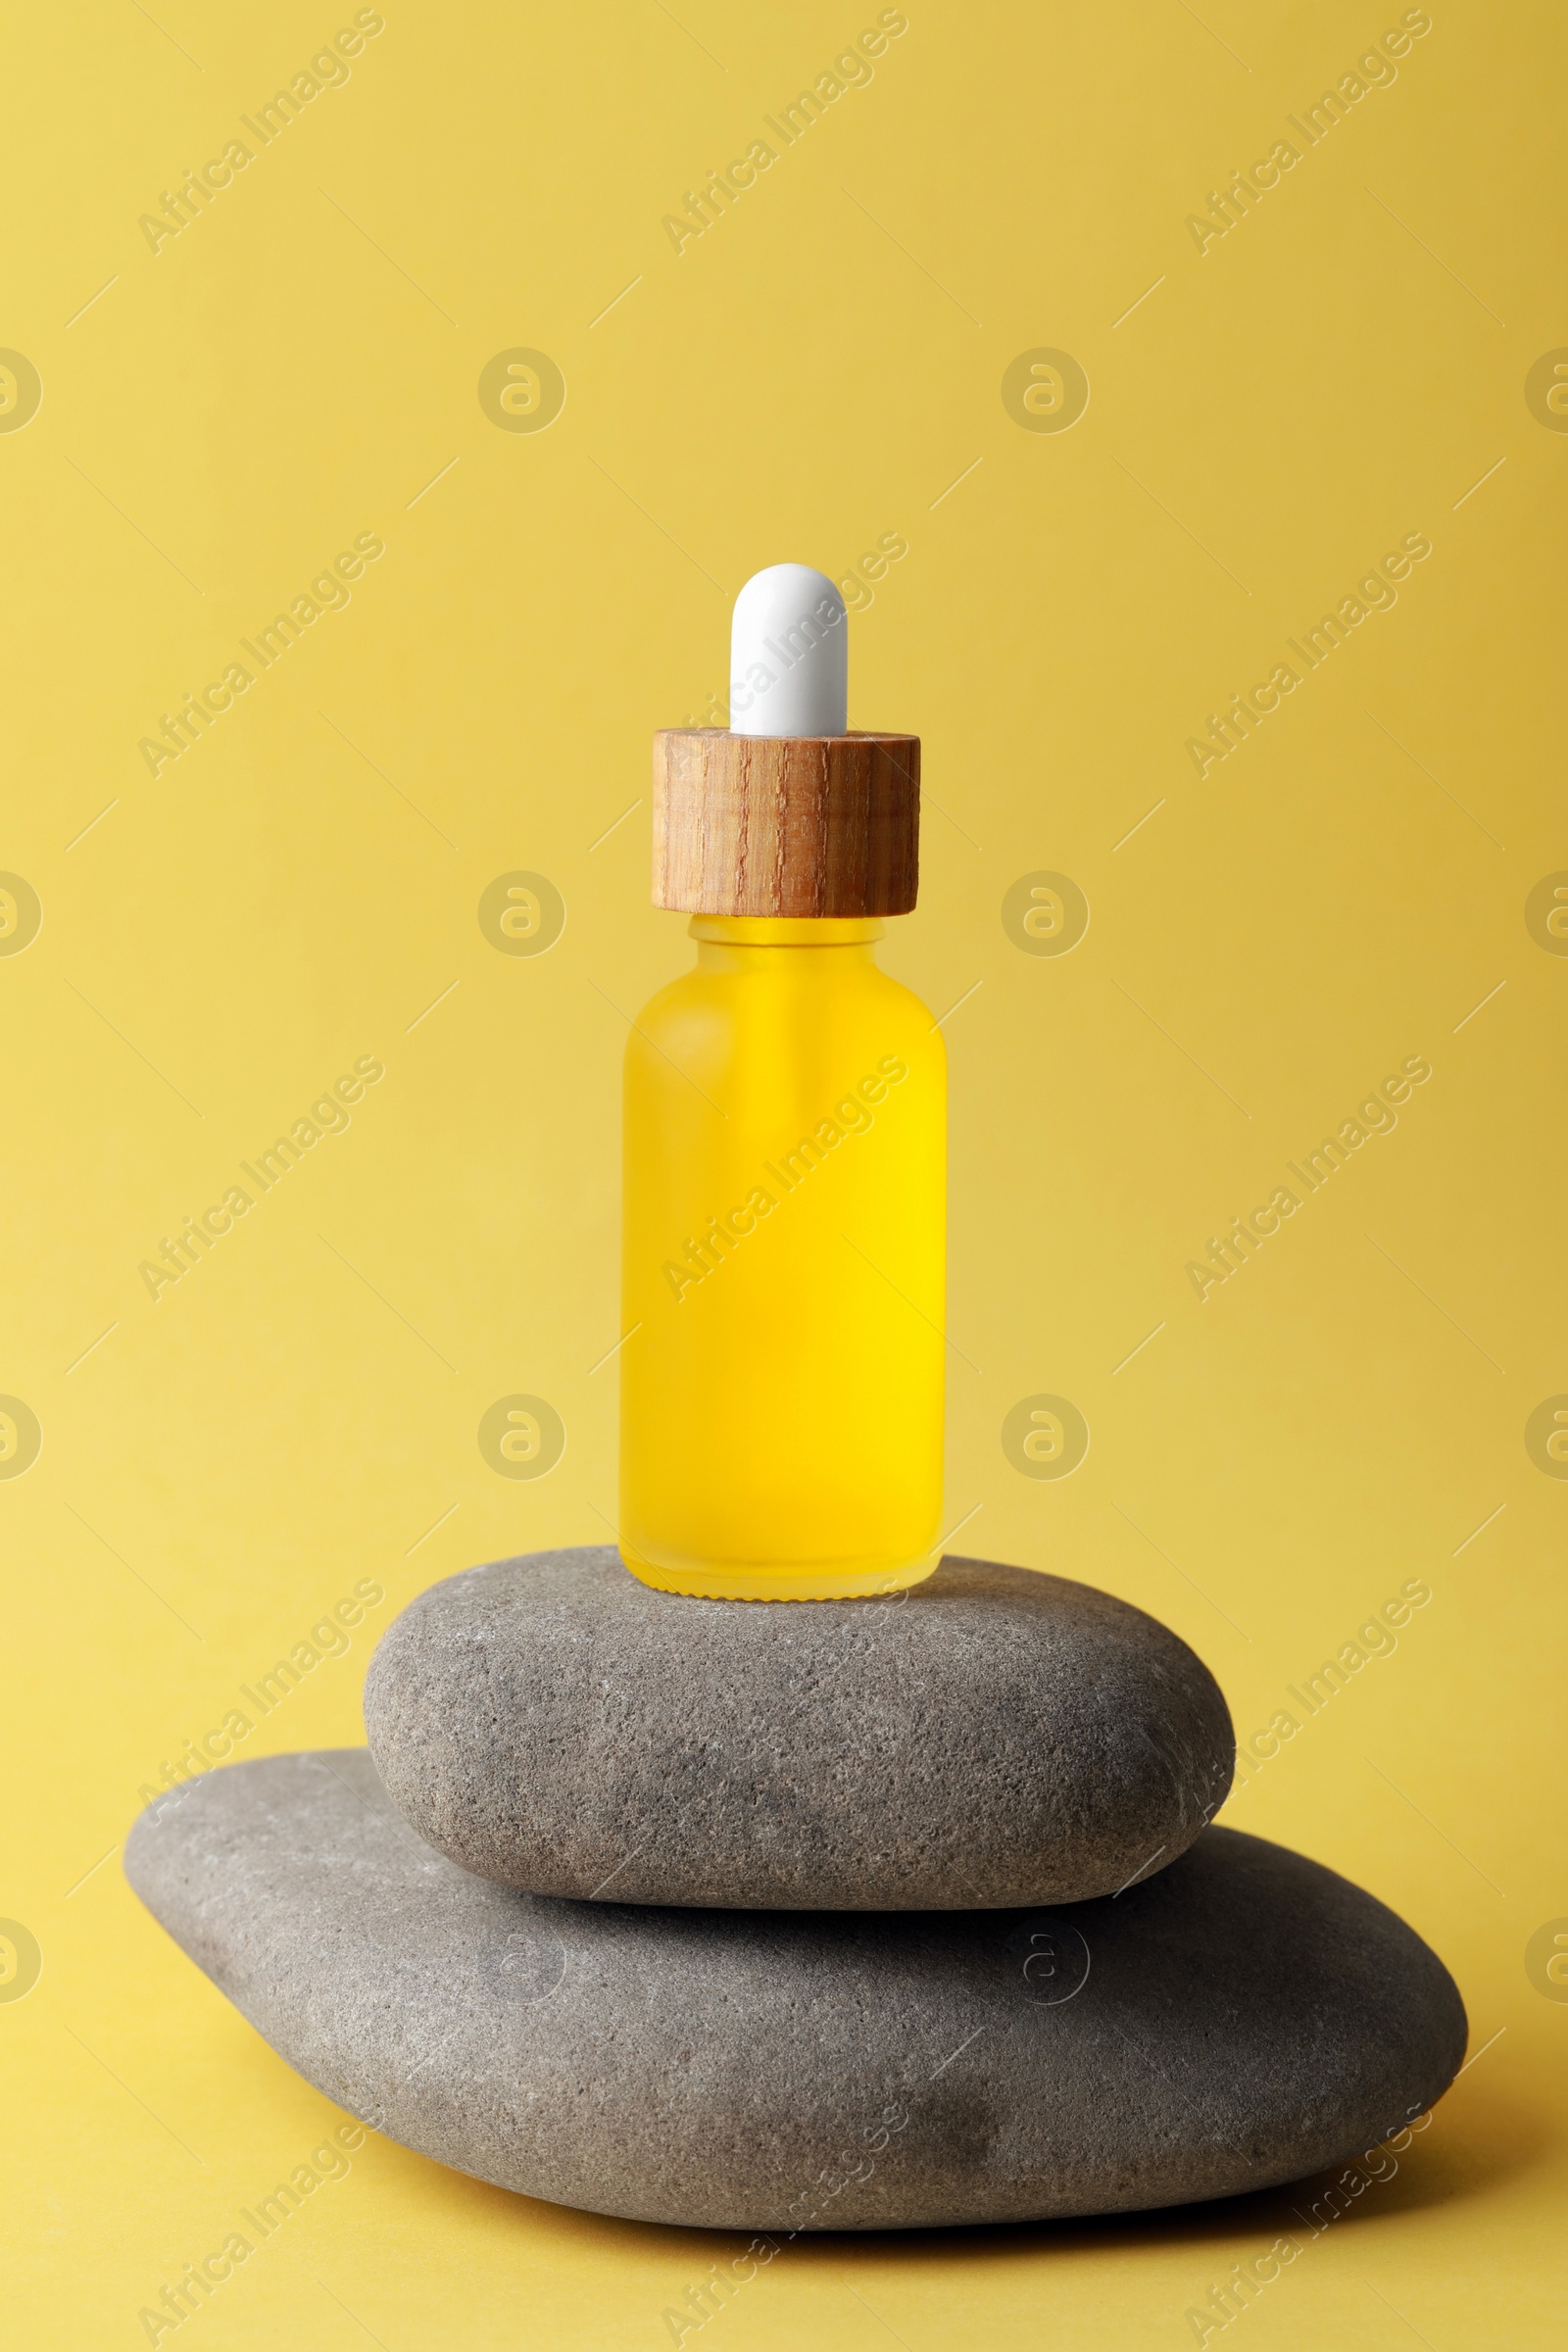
618;564;945;1600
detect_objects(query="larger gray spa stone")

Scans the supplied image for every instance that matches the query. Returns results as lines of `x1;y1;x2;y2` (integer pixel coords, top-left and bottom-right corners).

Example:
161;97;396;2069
124;1751;1466;2231
363;1546;1236;1909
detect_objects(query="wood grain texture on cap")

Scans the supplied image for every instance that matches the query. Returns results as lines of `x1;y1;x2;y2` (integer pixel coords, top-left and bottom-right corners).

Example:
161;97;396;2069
652;728;920;916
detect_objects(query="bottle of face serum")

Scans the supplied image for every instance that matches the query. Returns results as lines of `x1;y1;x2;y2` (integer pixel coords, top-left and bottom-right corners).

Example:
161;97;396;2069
618;563;945;1601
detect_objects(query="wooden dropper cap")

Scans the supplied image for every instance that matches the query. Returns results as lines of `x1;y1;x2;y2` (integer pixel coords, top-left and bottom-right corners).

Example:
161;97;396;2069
652;562;919;917
652;728;920;917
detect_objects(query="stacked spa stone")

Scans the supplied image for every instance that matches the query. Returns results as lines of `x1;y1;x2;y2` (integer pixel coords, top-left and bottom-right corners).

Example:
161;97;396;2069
125;1548;1466;2230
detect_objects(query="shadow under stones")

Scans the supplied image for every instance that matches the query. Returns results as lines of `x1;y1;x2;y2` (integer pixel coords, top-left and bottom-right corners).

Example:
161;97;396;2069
753;2075;1547;2272
468;2073;1544;2271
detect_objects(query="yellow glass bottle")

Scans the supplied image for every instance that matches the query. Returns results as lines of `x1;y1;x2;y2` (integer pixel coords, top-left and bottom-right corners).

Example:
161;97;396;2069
619;914;945;1599
617;562;944;1600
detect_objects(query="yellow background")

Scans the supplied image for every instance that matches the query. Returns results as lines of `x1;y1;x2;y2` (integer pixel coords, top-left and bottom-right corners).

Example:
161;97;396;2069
3;0;1563;2343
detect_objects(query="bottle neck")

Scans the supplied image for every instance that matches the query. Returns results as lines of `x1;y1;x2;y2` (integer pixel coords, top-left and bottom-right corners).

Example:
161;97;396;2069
689;914;886;971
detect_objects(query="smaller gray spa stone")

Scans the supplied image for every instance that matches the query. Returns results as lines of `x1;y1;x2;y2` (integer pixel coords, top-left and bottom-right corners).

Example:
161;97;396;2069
362;1547;1236;1909
123;1752;1468;2232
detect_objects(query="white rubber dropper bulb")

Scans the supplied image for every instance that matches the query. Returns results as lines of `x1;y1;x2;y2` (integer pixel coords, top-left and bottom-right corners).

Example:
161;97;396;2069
728;564;848;738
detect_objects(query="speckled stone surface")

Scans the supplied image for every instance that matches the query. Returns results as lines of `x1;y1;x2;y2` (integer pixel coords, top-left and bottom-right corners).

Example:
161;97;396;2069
362;1547;1236;1909
123;1750;1466;2231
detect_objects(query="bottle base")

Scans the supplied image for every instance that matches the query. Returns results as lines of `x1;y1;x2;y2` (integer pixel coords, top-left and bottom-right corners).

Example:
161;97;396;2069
617;1544;940;1602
